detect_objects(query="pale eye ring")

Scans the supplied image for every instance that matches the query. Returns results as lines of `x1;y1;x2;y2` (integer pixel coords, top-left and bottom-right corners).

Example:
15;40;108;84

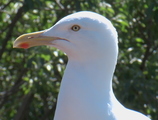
71;25;80;31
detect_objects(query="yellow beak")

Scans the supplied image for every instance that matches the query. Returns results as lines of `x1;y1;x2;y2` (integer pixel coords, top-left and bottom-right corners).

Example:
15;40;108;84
13;31;59;49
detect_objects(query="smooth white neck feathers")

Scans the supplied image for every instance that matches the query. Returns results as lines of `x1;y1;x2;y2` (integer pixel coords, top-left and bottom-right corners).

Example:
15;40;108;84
48;11;150;120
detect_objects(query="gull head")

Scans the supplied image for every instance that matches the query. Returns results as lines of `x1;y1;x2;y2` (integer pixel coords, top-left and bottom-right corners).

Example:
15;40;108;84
13;11;118;61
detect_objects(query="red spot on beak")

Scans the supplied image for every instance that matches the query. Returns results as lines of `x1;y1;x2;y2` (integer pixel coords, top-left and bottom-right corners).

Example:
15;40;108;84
19;43;29;49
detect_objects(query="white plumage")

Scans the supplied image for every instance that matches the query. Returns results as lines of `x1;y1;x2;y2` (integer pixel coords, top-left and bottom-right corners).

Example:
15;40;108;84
13;11;150;120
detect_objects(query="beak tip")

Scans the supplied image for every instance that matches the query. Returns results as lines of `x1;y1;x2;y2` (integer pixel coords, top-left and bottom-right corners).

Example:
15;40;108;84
13;30;47;49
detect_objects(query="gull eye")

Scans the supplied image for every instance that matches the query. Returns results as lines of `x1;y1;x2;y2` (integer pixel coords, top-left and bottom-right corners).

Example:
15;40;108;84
71;25;80;31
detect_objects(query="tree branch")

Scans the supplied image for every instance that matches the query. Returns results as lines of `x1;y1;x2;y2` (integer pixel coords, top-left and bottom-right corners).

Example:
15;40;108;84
0;6;24;60
13;93;34;120
0;68;27;108
139;45;151;71
0;0;14;10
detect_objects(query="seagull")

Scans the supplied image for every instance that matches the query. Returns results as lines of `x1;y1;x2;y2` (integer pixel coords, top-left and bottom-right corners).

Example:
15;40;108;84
13;11;150;120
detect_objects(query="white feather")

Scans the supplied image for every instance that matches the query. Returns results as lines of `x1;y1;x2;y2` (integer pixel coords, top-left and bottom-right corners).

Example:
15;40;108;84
42;11;150;120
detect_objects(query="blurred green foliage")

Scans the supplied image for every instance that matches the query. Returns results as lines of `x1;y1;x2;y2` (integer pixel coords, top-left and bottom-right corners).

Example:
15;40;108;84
0;0;158;120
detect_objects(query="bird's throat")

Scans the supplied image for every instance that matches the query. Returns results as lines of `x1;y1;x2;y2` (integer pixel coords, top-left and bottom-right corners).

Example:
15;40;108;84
54;59;117;120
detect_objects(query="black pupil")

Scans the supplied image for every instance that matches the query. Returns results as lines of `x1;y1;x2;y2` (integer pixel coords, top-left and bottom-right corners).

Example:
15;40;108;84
74;26;78;30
